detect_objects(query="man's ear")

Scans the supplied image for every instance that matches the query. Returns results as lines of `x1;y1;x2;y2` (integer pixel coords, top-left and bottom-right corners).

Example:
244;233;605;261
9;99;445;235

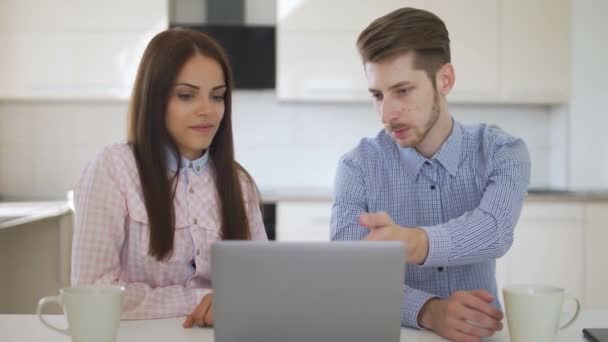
435;63;455;96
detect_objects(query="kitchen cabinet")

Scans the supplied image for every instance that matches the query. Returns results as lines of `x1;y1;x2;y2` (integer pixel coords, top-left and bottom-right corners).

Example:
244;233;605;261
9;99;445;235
497;201;585;305
425;0;500;102
278;198;607;309
277;31;369;101
499;0;570;103
0;210;73;314
277;0;416;32
277;0;571;104
0;0;168;100
583;203;608;309
276;0;423;102
276;201;332;241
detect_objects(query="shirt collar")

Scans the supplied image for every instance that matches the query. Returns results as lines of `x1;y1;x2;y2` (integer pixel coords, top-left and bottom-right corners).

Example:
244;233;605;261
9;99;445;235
433;120;462;177
166;148;210;175
399;119;463;181
400;146;427;182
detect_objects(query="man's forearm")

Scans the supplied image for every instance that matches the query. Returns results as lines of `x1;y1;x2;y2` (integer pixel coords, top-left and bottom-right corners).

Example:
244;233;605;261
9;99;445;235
399;227;429;265
421;208;513;267
402;285;440;328
418;297;440;329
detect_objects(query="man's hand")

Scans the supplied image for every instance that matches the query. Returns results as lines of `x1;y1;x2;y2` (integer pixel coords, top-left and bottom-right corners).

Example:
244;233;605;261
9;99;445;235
359;211;429;264
183;293;214;328
418;290;503;342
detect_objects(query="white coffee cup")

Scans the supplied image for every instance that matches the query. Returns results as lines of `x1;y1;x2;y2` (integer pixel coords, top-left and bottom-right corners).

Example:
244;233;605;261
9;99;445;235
503;284;580;342
37;285;125;342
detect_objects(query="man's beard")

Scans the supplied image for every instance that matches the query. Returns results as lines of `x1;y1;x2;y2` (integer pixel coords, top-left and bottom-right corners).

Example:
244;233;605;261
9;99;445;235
386;91;440;147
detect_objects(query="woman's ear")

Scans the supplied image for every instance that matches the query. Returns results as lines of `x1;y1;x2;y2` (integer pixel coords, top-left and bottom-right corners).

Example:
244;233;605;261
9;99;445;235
435;63;455;96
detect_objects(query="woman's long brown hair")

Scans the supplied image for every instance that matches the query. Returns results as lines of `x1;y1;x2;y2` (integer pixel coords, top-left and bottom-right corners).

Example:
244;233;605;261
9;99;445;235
127;28;251;261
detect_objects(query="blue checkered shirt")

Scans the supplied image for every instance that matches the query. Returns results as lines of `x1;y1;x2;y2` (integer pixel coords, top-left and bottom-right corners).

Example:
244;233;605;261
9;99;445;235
330;120;530;328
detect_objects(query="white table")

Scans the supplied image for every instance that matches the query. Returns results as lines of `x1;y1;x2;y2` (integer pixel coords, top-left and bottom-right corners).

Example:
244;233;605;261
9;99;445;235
1;311;606;341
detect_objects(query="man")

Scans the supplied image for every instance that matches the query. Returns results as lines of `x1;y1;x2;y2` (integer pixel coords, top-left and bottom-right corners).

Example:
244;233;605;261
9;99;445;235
330;7;530;342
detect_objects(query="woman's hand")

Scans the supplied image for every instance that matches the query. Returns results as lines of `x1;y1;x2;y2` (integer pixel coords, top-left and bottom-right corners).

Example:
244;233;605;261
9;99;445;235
183;293;214;328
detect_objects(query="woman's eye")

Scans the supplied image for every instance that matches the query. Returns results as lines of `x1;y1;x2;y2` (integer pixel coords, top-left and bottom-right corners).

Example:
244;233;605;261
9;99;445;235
177;93;193;100
212;95;225;102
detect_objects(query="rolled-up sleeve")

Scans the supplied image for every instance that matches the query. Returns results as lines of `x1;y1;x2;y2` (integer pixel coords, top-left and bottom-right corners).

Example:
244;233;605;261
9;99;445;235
331;153;439;328
421;139;531;267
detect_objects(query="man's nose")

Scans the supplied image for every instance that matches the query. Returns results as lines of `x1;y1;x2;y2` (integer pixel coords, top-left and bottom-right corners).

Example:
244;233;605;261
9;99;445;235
381;98;400;124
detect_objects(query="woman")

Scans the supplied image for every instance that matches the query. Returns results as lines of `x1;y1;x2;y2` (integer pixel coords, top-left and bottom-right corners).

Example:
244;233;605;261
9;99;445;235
71;28;267;328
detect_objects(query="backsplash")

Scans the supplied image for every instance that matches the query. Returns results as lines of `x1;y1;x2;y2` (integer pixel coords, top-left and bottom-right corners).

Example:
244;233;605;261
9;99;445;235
0;91;555;200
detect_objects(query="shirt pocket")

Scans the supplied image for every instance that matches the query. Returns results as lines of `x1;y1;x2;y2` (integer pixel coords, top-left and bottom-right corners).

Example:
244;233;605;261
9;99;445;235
194;216;222;265
127;198;192;263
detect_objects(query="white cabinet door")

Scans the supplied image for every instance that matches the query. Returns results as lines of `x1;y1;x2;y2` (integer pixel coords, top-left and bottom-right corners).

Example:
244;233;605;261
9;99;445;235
0;212;73;314
500;0;570;103
277;31;369;101
495;250;511;305
501;202;585;303
276;201;333;241
277;0;425;102
426;0;500;102
278;0;418;32
0;0;168;100
277;0;571;104
583;203;608;309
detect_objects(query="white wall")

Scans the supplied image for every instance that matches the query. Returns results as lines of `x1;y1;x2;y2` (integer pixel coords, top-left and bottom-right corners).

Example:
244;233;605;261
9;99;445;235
0;93;552;200
232;92;553;192
0;100;127;200
568;0;608;190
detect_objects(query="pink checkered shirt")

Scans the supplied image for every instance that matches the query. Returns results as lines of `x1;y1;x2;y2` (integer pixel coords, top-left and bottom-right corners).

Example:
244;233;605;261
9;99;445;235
71;143;267;320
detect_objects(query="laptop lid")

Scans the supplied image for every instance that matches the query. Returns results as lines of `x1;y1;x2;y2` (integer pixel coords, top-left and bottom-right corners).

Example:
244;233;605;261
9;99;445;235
212;241;404;342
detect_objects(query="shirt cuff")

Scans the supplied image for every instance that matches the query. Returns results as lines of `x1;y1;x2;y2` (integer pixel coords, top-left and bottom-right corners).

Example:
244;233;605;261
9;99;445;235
402;286;439;329
420;225;451;267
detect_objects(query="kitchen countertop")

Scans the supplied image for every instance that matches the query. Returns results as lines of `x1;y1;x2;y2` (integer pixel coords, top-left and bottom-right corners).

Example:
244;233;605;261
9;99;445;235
526;189;608;202
259;186;608;203
1;189;606;222
0;201;72;230
260;186;335;202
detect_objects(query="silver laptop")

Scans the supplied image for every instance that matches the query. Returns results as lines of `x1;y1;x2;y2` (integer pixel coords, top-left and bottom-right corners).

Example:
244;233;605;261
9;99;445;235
212;241;404;342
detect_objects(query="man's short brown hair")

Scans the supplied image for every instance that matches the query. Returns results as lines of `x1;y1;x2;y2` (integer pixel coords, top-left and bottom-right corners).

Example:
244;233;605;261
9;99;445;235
357;7;451;85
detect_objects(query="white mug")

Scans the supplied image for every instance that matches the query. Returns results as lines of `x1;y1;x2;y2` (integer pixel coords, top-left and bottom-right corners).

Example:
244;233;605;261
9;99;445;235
503;284;581;342
37;285;125;342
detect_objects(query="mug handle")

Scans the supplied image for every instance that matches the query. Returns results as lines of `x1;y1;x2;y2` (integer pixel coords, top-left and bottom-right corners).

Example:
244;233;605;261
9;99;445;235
36;296;70;336
559;293;581;330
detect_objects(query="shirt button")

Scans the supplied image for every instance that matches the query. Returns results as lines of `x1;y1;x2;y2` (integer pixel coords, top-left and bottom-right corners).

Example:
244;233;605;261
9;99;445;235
424;161;431;166
189;188;194;194
196;249;200;256
193;218;198;225
195;166;200;172
430;185;436;190
438;267;444;272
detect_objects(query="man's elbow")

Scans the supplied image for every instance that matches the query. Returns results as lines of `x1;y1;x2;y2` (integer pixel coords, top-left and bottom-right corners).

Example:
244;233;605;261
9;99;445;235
495;225;515;258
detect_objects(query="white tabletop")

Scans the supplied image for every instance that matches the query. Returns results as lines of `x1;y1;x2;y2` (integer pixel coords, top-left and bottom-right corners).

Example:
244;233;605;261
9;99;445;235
1;311;606;341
